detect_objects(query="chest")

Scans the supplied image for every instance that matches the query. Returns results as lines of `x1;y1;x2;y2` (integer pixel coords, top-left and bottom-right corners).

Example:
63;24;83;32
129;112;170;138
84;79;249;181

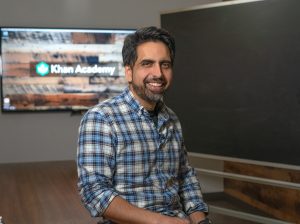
113;115;183;176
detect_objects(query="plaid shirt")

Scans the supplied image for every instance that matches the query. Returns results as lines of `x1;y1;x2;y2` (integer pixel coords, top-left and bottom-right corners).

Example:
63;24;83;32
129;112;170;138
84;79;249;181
77;87;208;222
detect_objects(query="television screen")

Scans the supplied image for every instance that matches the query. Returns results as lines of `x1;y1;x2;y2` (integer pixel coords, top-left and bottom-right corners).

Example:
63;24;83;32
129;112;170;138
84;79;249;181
0;27;135;112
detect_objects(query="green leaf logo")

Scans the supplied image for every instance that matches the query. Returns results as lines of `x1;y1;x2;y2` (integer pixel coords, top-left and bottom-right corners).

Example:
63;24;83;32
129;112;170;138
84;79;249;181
36;62;50;76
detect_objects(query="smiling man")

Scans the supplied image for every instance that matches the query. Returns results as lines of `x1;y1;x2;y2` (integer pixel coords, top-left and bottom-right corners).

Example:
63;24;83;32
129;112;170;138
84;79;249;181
77;26;211;224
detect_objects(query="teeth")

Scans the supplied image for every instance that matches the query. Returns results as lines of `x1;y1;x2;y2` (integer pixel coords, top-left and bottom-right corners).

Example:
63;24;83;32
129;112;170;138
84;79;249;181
149;82;162;87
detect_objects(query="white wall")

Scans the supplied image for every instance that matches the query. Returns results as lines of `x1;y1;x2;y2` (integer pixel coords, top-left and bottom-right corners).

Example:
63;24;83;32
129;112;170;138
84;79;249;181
0;0;220;164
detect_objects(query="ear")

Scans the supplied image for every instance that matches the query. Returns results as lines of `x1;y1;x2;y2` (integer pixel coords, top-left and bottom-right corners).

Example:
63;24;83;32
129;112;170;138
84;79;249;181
125;65;133;83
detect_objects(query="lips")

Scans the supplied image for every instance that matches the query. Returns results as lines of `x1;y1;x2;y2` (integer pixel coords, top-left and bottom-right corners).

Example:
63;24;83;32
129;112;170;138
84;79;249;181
146;81;165;93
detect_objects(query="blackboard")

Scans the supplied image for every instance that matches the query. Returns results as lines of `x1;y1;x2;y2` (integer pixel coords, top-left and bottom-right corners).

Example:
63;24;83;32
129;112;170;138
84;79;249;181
161;0;300;166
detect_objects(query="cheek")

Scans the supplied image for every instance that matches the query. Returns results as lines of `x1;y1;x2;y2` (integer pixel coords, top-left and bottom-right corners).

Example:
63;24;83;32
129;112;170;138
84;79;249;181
134;70;148;84
165;72;173;85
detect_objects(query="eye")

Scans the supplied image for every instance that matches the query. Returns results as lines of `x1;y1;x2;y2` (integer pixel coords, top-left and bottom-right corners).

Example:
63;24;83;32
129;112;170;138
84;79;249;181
141;60;153;67
161;62;171;69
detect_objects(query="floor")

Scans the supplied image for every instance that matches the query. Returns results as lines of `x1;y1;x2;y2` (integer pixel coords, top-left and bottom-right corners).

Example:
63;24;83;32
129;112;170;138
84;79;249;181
0;161;99;224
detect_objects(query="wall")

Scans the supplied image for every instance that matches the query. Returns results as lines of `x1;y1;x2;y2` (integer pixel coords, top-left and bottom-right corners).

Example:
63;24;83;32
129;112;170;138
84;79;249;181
0;0;220;163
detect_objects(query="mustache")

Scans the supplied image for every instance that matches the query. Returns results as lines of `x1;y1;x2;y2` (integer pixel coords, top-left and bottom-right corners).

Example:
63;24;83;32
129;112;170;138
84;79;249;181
144;76;166;84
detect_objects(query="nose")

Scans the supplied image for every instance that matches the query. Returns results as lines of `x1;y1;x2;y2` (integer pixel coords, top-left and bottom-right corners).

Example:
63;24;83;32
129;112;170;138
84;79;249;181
152;63;163;77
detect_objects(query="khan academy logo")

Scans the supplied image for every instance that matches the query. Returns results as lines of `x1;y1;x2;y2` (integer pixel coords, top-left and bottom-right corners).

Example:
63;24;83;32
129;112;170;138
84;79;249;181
36;62;50;76
34;62;117;76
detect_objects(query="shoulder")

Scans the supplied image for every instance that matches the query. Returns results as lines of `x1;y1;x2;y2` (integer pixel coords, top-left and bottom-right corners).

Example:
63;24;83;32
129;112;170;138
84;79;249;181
81;92;128;123
163;104;179;121
164;104;184;130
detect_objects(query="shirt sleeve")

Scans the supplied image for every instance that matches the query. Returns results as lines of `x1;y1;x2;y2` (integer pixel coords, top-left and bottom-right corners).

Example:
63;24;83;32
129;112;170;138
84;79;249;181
178;141;209;215
77;109;119;217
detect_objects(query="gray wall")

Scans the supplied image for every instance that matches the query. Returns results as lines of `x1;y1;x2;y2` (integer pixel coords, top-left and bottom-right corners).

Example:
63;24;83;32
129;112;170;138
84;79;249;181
0;0;220;163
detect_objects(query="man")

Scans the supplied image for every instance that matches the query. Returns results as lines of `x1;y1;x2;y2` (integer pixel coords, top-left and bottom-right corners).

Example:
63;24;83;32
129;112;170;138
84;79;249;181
77;26;211;224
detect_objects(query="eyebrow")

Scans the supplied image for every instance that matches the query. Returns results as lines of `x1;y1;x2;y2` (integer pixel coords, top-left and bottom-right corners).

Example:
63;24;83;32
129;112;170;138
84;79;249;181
140;59;155;64
159;59;172;64
139;59;172;64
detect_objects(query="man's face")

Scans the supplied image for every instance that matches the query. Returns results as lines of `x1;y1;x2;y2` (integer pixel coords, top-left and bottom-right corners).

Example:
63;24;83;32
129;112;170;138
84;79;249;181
125;41;173;110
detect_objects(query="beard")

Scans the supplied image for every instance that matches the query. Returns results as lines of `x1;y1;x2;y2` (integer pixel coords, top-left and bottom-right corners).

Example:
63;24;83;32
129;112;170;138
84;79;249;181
131;75;167;103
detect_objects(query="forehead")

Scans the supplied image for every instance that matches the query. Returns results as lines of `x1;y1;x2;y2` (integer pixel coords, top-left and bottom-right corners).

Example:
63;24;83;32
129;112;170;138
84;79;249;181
136;41;171;60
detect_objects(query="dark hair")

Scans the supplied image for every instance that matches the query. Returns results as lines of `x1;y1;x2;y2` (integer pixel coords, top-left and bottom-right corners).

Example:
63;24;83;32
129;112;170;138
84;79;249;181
122;26;176;67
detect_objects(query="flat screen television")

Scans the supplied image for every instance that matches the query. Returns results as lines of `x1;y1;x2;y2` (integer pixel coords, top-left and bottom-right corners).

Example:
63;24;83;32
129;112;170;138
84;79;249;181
0;27;135;112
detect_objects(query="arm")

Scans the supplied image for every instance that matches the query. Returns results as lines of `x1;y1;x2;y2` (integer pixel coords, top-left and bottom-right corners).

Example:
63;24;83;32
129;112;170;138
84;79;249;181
77;110;118;217
104;196;190;224
189;212;206;224
178;142;209;222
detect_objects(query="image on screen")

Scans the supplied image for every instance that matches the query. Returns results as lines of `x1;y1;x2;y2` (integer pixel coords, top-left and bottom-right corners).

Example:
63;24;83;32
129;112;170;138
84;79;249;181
0;27;135;112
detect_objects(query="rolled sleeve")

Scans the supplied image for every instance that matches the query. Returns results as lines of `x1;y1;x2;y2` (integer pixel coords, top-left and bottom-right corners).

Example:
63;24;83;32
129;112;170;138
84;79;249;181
178;144;209;215
77;110;118;217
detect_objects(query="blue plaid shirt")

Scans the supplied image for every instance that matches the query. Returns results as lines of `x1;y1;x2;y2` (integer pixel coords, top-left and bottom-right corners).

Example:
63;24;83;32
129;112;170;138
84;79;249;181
77;87;208;222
